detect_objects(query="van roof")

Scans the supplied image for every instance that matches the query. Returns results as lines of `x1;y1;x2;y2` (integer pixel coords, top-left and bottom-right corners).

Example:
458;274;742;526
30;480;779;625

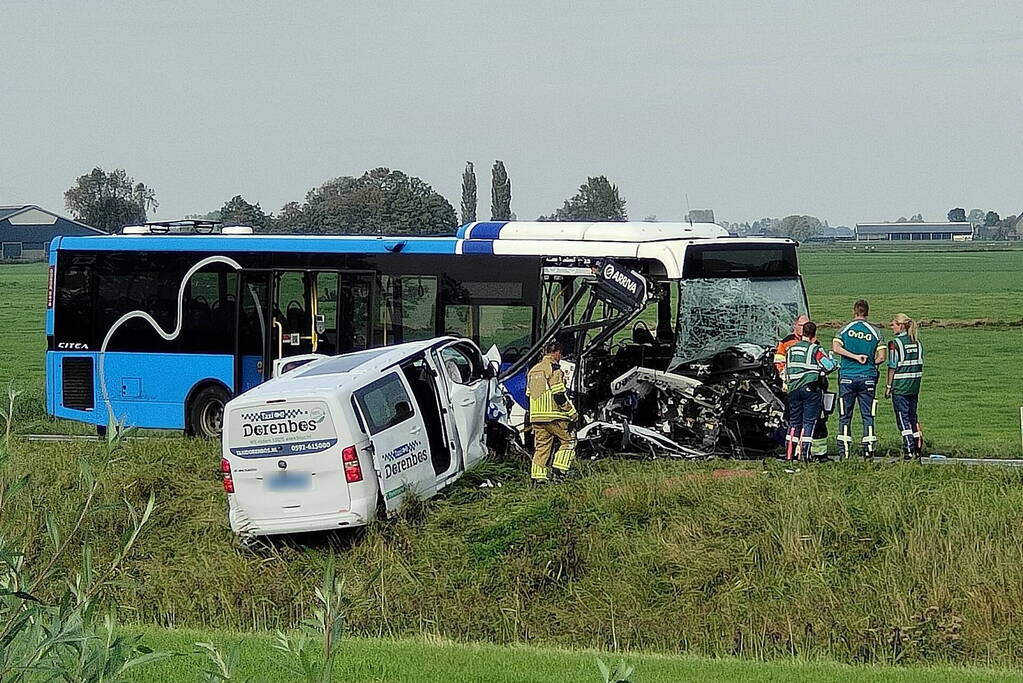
236;337;461;401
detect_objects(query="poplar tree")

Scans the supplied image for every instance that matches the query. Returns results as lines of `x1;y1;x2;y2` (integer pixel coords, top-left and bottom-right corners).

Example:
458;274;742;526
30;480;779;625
460;161;477;224
491;160;512;220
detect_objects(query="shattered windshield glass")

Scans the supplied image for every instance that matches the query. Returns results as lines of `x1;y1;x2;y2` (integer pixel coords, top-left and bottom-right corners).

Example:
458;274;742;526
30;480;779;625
672;278;808;367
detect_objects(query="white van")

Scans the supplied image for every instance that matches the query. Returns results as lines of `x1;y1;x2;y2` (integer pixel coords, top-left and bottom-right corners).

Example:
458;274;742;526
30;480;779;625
221;337;498;536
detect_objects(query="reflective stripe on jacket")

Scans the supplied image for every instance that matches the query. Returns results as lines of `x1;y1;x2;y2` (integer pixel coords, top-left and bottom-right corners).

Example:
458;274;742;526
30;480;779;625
888;333;924;395
784;340;827;392
526;354;577;423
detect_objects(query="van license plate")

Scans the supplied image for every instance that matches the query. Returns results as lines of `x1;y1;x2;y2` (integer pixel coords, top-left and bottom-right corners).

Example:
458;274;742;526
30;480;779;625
267;472;312;491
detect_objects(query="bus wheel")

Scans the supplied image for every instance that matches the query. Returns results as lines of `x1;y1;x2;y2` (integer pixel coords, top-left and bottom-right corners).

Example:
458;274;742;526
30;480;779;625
188;385;230;439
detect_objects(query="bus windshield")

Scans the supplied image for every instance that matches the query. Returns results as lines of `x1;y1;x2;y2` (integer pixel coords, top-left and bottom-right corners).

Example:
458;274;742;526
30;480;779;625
671;241;806;365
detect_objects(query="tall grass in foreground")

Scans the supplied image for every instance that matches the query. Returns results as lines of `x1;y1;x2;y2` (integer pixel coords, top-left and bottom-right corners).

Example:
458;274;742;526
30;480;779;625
5;435;1023;666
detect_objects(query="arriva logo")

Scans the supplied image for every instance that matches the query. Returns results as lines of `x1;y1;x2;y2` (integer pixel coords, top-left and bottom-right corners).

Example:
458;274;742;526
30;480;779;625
847;330;874;341
602;264;639;294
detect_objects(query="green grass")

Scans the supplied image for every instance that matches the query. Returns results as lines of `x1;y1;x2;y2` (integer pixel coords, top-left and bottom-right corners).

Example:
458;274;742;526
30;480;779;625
8;440;1023;666
800;247;1023;323
125;626;1023;682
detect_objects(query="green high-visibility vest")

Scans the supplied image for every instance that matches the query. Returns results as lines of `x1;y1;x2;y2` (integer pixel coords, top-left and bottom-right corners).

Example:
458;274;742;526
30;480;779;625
784;340;824;392
890;334;924;395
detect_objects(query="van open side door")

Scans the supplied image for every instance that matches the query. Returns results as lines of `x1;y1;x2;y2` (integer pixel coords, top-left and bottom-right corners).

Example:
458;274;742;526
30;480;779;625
352;371;435;516
433;340;490;471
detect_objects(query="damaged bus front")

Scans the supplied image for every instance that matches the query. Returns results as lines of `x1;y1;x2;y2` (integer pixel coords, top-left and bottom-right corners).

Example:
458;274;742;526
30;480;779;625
530;240;808;459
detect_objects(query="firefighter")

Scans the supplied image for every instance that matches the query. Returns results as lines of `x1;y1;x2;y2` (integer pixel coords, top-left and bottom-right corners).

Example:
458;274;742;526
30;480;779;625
526;341;578;484
886;313;925;459
832;299;886;459
775;314;829;457
783;321;837;462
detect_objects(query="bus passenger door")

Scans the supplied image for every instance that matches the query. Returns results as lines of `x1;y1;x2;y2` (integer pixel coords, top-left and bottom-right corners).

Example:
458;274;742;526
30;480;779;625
338;272;373;352
235;273;271;392
272;271;314;360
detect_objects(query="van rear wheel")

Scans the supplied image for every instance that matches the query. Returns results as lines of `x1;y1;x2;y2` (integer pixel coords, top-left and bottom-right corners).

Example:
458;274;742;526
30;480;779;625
188;385;230;439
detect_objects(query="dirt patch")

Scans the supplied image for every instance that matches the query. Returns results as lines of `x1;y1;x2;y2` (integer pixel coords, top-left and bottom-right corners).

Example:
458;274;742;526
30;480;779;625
822;318;1023;329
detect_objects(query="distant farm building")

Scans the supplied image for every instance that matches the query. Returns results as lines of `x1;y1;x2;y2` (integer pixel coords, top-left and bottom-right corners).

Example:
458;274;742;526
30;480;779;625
854;222;974;241
0;205;105;261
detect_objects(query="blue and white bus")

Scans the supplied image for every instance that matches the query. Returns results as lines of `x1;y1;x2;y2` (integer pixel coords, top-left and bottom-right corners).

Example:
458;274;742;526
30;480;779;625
45;221;808;438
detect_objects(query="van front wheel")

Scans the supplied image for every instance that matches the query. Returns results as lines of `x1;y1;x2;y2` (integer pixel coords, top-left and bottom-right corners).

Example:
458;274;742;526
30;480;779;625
188;385;230;439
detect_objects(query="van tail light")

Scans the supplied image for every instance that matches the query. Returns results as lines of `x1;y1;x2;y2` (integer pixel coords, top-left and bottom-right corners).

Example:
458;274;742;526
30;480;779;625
221;458;235;494
342;445;363;483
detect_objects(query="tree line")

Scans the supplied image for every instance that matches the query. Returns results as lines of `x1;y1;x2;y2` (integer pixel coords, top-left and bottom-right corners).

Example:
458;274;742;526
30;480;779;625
62;167;1020;240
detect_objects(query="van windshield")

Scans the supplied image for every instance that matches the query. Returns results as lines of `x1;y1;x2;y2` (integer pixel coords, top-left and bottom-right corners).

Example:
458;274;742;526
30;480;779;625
672;277;807;366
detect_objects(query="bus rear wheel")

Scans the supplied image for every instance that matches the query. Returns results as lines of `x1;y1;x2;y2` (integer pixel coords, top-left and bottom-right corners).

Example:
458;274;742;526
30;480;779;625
188;385;230;439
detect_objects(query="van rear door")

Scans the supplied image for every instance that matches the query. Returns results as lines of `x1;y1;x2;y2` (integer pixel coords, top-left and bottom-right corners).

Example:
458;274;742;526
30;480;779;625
353;371;433;515
226;399;349;524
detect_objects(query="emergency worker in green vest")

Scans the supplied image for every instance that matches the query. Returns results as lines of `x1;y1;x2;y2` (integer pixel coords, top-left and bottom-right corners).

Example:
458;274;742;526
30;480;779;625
886;313;925;459
784;321;837;462
832;299;886;459
526;341;578;483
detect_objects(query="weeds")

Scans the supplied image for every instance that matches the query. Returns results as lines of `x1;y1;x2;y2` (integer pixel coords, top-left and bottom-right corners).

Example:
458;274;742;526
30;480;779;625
0;444;163;681
1;381;22;448
596;657;635;683
272;559;350;682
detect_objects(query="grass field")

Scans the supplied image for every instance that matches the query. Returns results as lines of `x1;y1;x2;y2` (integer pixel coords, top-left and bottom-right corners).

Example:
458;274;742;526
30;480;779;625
3;245;1023;676
123;627;1022;682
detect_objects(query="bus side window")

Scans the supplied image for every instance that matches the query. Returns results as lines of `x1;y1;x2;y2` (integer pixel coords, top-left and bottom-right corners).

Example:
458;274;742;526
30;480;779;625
443;304;533;365
479;305;532;363
376;275;437;344
182;271;237;353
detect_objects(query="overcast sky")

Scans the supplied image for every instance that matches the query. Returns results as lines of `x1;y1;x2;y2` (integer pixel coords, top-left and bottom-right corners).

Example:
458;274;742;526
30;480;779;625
2;1;1021;227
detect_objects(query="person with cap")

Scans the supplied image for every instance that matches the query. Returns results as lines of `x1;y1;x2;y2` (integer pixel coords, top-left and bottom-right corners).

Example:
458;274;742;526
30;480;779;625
886;313;925;459
832;299;886;459
783;321;837;462
525;341;578;484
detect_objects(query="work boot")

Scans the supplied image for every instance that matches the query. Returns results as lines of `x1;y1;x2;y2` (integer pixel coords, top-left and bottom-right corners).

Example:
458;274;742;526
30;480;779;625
531;478;550;488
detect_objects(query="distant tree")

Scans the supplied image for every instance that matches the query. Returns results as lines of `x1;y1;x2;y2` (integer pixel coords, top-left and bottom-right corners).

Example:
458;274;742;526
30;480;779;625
643;214;658;222
967;208;986;224
460;162;477;225
984;210;1000;227
184;210;222;221
948;207;966;222
64;167;158;233
219;195;271;229
266;168;456;235
490;161;512;220
896;216;908;223
778;214;823;241
910;213;924;222
272;202;305;231
994;214;1017;240
750;217;781;235
542;176;627;222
